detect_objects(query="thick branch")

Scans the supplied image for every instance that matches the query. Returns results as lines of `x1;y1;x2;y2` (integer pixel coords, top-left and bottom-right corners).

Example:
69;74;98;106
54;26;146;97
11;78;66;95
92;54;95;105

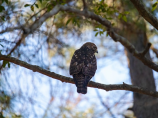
1;54;158;98
59;5;158;72
130;0;158;30
1;5;158;72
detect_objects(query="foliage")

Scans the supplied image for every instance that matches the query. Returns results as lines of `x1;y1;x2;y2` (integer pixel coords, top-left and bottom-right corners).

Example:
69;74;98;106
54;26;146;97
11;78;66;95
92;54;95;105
0;0;158;118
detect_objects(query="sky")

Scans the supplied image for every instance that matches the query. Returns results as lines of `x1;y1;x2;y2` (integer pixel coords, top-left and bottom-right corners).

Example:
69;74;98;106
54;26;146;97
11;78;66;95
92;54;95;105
1;0;158;118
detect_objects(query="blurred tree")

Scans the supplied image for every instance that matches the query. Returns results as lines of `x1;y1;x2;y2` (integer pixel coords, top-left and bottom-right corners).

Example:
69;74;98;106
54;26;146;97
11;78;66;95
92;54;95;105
0;0;158;118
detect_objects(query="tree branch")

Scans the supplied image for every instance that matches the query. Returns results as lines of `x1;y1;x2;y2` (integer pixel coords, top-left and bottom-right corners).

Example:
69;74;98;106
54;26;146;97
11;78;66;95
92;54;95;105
96;89;116;118
1;54;158;98
59;5;158;72
82;0;88;10
0;26;22;34
1;5;158;72
139;43;151;56
130;0;158;30
23;5;60;34
151;46;158;58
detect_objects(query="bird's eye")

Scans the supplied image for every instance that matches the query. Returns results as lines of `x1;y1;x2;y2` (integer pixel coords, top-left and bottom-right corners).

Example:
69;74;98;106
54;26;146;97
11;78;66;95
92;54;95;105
93;46;96;50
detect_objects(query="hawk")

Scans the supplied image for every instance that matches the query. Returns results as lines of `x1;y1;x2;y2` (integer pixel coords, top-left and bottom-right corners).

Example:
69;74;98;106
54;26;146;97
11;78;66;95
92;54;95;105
69;42;98;94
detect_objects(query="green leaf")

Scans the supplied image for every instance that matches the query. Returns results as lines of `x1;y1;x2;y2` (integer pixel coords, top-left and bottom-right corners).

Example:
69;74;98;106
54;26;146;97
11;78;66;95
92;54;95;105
1;16;5;21
106;33;109;37
0;6;5;12
8;62;10;68
123;11;129;15
122;16;127;22
24;4;30;7
0;112;5;118
0;44;4;47
66;19;72;25
4;0;8;4
31;5;34;11
2;61;10;68
95;32;99;37
107;17;112;20
152;2;158;11
47;5;53;11
39;0;42;3
118;14;122;19
2;61;9;68
35;4;39;8
152;2;158;7
112;23;115;26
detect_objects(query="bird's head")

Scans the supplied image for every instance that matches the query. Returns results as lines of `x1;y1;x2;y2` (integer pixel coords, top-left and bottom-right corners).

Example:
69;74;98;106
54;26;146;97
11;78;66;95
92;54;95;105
81;42;98;53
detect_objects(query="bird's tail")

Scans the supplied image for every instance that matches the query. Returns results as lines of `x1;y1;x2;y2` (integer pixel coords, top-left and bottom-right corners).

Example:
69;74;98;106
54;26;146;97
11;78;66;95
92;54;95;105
73;74;90;94
77;78;87;94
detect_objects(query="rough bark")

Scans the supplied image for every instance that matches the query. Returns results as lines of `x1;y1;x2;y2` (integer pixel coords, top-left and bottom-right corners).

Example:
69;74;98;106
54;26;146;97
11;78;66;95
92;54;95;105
125;25;158;118
1;54;158;97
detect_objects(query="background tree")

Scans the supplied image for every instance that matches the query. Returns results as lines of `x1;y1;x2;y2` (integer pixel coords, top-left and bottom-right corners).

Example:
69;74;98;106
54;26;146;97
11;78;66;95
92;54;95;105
0;0;158;117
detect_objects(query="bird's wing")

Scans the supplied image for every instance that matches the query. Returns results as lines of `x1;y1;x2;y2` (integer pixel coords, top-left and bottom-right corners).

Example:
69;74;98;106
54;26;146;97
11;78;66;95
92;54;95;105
82;55;97;77
69;49;84;75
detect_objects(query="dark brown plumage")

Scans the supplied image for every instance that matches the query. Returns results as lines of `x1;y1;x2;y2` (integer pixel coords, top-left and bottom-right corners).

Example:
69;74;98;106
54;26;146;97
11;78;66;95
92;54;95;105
69;42;98;94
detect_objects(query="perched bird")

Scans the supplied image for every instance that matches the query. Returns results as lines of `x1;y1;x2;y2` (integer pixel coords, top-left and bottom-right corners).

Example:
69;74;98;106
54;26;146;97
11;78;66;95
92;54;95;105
69;42;98;94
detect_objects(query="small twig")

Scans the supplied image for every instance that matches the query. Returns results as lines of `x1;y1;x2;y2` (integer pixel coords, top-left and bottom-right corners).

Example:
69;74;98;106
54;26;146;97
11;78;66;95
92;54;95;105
0;32;26;70
96;89;116;118
151;46;158;58
130;0;158;30
0;27;22;34
82;0;88;10
1;5;158;72
59;5;158;72
139;43;151;56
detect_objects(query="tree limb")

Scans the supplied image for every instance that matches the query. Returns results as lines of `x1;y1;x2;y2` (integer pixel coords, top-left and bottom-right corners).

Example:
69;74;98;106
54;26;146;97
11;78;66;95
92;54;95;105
0;27;22;34
82;0;88;10
23;5;60;34
59;5;158;72
1;5;158;72
130;0;158;30
151;46;158;58
139;43;151;56
96;89;116;118
1;54;158;98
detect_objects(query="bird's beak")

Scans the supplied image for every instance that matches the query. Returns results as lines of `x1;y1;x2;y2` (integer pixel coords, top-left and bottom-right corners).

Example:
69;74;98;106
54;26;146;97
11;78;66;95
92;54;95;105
96;50;98;53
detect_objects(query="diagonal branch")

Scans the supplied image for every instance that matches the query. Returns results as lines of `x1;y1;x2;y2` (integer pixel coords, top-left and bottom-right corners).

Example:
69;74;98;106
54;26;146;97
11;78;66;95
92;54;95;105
130;0;158;30
96;89;116;118
23;5;60;34
59;5;158;72
139;43;151;56
151;46;158;58
1;5;158;72
0;26;22;34
1;54;158;98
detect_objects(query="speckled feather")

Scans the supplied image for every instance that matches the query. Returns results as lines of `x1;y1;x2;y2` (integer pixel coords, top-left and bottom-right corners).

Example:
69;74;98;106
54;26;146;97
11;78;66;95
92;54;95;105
69;42;97;94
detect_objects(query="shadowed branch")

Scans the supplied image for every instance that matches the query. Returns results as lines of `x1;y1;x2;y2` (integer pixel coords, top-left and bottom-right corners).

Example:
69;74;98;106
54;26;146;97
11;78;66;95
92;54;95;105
1;4;158;72
130;0;158;30
1;54;158;98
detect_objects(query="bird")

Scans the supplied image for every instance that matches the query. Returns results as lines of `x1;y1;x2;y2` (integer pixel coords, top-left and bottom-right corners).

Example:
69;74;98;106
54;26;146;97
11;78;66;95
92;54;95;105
69;42;98;94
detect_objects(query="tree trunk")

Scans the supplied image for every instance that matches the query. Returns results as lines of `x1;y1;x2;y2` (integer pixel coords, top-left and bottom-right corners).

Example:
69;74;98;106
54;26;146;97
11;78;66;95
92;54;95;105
125;25;158;118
